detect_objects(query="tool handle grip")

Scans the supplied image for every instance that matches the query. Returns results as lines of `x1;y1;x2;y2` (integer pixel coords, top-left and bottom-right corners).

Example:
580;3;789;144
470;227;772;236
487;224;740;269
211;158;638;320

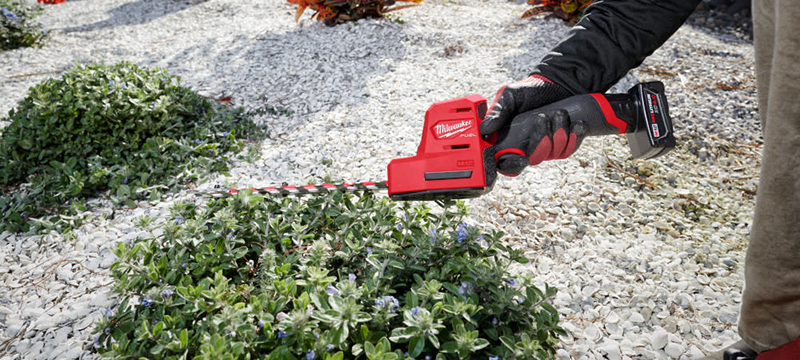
494;92;634;162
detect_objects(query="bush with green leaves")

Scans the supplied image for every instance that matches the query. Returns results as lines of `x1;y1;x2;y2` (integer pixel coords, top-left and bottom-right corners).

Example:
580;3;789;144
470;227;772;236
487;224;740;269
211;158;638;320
0;62;266;233
0;0;48;50
97;192;564;360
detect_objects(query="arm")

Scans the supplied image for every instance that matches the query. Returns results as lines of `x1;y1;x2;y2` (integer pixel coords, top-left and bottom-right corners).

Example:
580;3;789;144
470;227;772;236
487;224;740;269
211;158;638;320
532;0;702;94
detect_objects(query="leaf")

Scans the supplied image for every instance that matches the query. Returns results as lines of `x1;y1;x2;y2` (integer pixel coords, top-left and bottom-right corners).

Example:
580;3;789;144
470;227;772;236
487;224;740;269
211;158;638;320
409;336;425;358
361;325;370;341
500;336;516;351
294;5;307;21
180;329;188;347
440;342;458;353
442;282;461;296
472;338;490;351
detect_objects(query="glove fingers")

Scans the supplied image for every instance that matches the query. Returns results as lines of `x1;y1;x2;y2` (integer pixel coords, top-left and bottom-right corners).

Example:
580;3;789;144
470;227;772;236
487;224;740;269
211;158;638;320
524;113;553;166
566;119;588;158
548;110;572;160
481;87;516;136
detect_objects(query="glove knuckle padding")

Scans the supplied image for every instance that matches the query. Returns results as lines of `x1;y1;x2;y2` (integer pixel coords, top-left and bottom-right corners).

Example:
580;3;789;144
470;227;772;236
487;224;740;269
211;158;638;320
483;76;571;136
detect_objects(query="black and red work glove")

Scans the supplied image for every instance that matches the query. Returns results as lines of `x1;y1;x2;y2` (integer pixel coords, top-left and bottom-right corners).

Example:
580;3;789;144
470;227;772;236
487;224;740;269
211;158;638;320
491;109;588;176
480;74;579;176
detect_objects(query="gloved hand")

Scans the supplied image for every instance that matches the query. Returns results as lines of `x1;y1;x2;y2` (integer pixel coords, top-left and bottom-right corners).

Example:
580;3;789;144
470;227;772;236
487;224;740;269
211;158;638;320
492;108;588;176
479;74;572;136
480;74;577;176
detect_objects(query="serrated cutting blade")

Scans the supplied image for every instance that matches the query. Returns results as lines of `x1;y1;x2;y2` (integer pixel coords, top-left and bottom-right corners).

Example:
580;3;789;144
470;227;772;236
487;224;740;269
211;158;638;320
204;181;389;198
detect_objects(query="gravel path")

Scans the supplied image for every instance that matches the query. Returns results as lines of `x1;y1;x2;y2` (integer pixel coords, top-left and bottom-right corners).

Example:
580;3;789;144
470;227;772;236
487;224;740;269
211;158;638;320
0;0;759;359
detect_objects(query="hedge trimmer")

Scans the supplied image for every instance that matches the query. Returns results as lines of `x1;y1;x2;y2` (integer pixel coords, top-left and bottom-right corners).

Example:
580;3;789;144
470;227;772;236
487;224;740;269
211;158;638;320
208;82;674;201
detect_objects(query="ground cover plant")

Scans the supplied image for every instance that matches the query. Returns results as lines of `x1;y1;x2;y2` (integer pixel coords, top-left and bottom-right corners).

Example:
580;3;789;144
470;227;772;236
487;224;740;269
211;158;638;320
0;62;266;233
96;192;564;359
287;0;423;26
521;0;592;24
0;0;49;50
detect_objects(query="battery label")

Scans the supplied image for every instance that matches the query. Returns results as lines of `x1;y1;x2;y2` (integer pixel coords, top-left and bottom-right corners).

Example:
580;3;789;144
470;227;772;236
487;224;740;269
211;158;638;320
644;88;669;142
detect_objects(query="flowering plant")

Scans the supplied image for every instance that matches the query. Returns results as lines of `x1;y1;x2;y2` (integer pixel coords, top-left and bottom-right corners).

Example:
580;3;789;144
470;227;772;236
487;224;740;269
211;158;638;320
0;0;48;50
521;0;593;25
97;192;564;359
287;0;423;26
0;62;266;233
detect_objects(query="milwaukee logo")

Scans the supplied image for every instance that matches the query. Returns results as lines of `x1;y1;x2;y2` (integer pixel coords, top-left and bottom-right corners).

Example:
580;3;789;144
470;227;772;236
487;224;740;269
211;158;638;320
434;120;472;138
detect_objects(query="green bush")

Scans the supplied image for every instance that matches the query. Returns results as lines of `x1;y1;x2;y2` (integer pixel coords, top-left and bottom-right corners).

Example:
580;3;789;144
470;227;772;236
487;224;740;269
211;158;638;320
0;62;266;233
97;192;564;360
0;0;48;50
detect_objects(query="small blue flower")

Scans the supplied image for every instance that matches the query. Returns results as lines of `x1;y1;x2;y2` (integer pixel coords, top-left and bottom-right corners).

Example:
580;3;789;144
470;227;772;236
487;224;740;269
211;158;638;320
1;8;18;22
425;355;432;360
181;263;188;268
489;356;500;360
306;351;316;360
492;317;498;325
105;307;114;319
123;177;128;184
397;223;403;230
258;320;265;328
366;247;373;253
326;285;339;296
222;131;229;136
175;216;182;225
457;223;468;243
476;236;485;242
504;278;516;286
411;307;420;317
404;352;415;360
277;331;289;338
314;333;320;340
93;334;103;348
141;298;152;307
104;327;111;334
517;298;524;304
161;288;173;299
108;80;115;86
429;227;438;242
383;295;399;308
150;102;155;108
375;299;385;307
229;331;236;338
459;282;469;295
348;273;356;283
326;344;335;351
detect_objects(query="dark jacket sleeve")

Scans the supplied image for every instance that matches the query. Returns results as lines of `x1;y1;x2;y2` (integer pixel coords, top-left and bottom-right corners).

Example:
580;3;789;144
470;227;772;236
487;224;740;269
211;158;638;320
531;0;701;94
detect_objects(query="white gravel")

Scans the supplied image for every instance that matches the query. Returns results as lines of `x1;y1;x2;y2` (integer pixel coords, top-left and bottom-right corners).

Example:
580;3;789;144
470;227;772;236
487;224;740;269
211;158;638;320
0;0;759;359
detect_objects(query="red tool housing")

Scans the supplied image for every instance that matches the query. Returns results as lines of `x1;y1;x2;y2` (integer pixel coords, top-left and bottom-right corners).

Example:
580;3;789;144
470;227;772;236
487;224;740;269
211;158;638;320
387;95;494;201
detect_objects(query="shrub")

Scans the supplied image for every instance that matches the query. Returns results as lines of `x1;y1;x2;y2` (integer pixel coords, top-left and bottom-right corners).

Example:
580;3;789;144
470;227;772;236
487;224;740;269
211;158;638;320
287;0;423;26
96;192;564;360
0;62;266;233
0;0;48;50
521;0;593;25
